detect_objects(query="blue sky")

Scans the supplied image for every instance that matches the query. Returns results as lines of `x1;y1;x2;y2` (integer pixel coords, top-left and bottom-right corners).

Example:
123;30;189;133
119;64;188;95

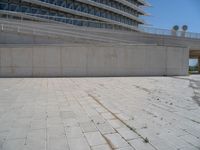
142;0;200;33
142;0;200;66
189;59;198;66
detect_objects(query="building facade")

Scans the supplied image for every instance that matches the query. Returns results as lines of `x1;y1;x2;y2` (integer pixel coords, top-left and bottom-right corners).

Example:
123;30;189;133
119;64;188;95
0;0;149;31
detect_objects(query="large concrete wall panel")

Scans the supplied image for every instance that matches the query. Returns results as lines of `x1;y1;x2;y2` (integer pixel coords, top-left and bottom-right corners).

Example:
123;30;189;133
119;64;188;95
0;47;12;67
32;46;62;76
0;44;189;77
166;47;189;75
145;46;166;75
61;46;88;76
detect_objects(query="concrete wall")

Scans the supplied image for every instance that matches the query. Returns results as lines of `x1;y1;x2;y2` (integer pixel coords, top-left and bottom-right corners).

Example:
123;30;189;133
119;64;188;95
0;44;189;77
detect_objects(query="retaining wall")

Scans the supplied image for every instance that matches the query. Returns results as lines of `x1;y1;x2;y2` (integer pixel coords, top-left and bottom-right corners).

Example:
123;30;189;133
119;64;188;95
0;44;189;76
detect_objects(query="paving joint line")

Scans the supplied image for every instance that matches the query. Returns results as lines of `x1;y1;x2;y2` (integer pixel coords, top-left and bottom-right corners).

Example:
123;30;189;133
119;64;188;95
74;92;114;150
88;93;158;150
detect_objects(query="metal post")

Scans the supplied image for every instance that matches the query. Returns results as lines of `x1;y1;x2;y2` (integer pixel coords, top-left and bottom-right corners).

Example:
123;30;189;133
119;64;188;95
33;29;35;35
21;16;23;22
198;57;200;74
17;26;20;32
1;24;3;31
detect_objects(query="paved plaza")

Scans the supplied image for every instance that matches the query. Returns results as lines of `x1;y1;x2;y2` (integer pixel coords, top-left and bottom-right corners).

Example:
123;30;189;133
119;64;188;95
0;75;200;150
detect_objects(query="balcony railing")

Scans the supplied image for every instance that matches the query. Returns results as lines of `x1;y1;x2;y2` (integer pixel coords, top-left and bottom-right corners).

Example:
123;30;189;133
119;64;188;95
0;10;135;31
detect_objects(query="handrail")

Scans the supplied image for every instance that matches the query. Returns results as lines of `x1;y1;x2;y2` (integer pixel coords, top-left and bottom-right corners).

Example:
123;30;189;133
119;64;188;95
1;10;200;40
0;23;112;42
0;19;132;43
139;26;200;39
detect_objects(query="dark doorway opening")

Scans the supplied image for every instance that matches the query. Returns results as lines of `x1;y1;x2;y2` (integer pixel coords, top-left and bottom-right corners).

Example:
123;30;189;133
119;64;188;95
189;58;199;74
189;50;200;74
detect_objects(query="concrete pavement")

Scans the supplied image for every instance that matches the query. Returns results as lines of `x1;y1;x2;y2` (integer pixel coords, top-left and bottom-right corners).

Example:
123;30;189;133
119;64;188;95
0;76;200;150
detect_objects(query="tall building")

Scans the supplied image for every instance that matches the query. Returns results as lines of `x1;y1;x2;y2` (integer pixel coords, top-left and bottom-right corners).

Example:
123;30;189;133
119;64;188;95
0;0;149;31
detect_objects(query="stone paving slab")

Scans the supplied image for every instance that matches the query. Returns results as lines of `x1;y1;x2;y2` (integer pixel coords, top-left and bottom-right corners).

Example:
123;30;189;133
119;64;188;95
0;76;200;150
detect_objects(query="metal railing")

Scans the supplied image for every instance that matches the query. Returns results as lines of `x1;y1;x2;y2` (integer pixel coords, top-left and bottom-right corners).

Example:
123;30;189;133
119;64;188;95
1;10;200;40
139;26;200;39
0;19;132;43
